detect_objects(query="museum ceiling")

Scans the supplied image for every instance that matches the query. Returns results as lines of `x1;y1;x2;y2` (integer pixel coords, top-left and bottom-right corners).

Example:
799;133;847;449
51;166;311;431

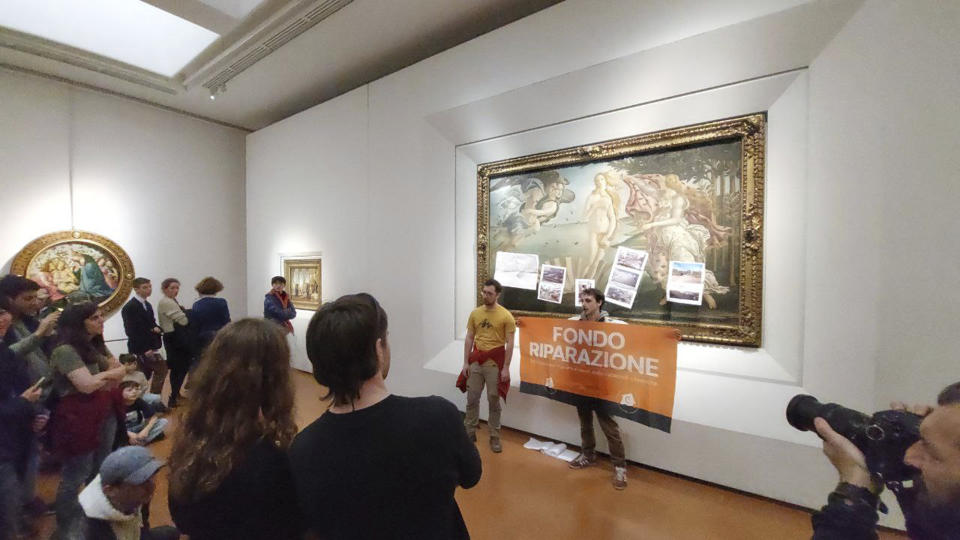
0;0;561;131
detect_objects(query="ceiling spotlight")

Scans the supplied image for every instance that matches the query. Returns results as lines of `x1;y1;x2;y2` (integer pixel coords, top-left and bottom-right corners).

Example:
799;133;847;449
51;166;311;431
209;84;227;101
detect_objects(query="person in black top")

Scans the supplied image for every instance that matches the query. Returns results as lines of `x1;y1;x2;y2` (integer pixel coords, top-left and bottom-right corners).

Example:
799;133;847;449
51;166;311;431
190;277;231;356
289;293;482;540
120;277;166;396
167;318;301;540
0;303;45;540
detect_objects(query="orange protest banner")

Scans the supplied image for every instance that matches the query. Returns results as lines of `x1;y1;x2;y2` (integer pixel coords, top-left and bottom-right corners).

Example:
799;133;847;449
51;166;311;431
519;317;678;432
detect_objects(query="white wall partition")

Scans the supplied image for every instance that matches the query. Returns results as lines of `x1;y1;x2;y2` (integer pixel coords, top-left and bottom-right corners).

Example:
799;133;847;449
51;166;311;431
246;0;960;528
246;87;370;370
0;70;248;344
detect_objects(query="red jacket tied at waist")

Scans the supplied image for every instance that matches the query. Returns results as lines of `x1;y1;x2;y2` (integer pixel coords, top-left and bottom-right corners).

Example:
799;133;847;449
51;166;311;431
455;345;509;401
51;388;126;458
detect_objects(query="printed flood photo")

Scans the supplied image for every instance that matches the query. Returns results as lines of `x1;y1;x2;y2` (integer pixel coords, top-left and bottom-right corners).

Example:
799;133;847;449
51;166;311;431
610;267;641;289
604;283;637;308
614;246;647;272
537;264;566;304
665;261;706;306
574;278;595;307
537;282;563;304
669;290;701;302
477;114;767;346
540;264;566;284
668;262;704;286
493;252;539;290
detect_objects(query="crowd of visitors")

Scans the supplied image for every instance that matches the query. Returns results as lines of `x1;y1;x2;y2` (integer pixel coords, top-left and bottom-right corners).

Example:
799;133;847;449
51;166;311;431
0;272;484;540
0;273;240;539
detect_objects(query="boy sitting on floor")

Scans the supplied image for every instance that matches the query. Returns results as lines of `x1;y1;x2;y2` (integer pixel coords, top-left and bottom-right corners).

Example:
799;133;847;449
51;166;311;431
121;377;168;446
119;353;165;412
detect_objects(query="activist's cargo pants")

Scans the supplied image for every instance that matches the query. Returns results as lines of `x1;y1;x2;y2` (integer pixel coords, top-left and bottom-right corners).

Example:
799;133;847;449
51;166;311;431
464;359;501;438
577;401;626;467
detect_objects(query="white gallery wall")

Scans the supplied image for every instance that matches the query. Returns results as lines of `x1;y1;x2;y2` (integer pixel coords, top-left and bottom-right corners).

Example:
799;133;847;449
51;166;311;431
0;70;248;348
246;0;960;528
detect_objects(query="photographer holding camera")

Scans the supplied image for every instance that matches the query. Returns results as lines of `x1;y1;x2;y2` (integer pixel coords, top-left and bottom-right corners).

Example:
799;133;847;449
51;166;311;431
807;382;960;539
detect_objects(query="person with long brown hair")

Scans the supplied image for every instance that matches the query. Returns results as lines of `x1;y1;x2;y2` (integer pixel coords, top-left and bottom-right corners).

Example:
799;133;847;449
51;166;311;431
48;302;127;538
167;318;300;540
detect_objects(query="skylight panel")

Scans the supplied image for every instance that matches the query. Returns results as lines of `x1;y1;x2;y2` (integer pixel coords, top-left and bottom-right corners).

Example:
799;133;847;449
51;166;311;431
199;0;265;20
0;0;220;77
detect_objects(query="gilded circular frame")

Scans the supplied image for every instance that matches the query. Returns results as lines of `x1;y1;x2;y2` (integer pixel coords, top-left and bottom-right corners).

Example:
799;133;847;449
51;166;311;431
10;230;134;317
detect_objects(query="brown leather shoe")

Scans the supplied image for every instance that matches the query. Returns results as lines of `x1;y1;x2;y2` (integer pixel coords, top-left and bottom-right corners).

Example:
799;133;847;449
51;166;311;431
489;437;502;453
568;453;598;469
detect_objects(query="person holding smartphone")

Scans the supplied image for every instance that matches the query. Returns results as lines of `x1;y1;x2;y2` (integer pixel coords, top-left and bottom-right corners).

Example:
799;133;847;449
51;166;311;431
0;302;46;539
49;302;127;537
0;275;60;520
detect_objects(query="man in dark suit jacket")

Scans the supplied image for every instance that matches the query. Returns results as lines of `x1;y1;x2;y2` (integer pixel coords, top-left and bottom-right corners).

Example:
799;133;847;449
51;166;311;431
121;278;167;395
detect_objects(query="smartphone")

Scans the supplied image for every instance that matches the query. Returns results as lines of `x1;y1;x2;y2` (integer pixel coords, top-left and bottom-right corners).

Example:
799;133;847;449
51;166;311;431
29;377;52;391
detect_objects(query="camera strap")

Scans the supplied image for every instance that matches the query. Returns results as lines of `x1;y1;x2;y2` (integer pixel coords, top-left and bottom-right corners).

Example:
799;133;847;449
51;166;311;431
833;482;888;514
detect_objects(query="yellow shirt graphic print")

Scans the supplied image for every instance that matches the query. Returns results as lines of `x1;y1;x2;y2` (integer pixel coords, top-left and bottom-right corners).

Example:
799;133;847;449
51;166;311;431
467;305;516;351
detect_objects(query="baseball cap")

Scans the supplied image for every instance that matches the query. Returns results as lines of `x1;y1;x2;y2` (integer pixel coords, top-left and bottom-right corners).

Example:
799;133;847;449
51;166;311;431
100;446;165;485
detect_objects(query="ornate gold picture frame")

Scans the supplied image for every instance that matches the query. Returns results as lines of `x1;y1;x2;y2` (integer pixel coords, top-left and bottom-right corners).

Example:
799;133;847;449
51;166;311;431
10;230;135;316
282;257;322;311
477;113;766;347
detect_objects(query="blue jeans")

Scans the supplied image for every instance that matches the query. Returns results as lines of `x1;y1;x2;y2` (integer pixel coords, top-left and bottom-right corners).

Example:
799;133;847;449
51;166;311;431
53;414;116;538
0;462;21;540
141;392;163;408
127;417;168;444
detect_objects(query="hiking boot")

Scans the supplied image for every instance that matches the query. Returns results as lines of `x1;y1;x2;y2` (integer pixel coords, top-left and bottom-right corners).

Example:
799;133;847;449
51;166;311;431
568;453;598;469
489;437;502;453
613;466;628;490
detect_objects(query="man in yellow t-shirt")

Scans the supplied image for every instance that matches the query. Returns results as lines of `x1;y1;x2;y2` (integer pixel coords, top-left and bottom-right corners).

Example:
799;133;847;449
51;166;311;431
462;279;515;453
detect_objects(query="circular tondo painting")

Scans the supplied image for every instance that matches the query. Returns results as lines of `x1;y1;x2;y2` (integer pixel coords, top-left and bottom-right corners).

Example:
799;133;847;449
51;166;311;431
10;231;134;316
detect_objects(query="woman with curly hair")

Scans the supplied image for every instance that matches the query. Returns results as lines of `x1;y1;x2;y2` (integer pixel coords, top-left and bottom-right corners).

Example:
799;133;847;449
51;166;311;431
167;318;301;539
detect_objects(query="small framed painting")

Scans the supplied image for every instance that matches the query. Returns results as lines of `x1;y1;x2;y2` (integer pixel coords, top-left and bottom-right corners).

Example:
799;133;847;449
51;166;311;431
282;256;322;311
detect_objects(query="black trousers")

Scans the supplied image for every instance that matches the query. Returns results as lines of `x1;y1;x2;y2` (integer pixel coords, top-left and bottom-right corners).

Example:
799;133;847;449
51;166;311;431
163;332;192;402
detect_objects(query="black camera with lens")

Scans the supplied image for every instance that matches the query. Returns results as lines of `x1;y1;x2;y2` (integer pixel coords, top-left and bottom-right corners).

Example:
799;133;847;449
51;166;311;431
786;394;922;482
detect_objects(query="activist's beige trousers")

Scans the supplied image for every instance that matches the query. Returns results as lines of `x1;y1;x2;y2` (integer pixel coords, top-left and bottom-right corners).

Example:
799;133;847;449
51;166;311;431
464;360;501;437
